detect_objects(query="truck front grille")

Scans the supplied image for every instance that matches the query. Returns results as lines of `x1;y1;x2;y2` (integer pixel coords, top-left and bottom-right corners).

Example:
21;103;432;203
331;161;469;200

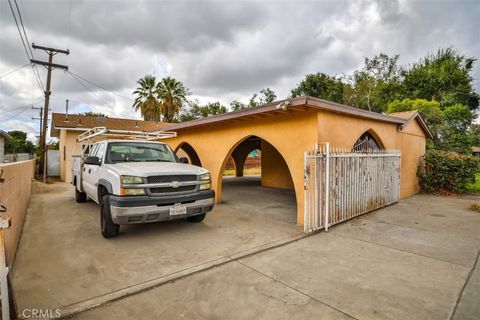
150;185;197;193
147;175;197;183
147;174;198;194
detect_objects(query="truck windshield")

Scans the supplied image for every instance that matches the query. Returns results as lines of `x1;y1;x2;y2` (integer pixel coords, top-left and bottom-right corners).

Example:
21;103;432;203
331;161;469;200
105;142;178;163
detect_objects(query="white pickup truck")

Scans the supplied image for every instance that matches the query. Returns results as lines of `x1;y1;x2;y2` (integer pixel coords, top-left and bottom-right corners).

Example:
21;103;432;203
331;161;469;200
72;139;215;238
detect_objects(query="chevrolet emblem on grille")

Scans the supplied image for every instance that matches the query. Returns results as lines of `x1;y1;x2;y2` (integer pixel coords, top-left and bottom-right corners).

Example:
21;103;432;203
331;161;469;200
171;181;181;188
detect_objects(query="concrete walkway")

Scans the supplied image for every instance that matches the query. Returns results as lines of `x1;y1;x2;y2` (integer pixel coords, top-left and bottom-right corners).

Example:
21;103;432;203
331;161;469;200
71;194;480;320
11;177;302;316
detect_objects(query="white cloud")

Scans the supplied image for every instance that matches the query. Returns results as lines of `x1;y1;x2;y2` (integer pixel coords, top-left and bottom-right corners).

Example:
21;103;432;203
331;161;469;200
0;0;478;141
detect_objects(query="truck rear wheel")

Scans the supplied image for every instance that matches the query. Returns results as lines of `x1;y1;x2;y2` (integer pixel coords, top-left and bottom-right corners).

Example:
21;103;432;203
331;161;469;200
101;195;120;238
75;187;87;203
187;213;206;223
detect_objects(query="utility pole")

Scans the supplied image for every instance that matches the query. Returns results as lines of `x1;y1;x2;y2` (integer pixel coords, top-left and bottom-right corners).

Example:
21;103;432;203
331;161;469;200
32;106;43;143
31;43;69;183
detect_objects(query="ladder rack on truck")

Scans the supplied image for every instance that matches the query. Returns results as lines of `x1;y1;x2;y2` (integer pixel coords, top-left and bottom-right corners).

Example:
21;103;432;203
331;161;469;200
76;127;177;143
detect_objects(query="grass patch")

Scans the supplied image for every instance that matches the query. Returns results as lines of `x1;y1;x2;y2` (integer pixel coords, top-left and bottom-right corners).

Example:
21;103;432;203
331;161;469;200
467;172;480;193
224;168;261;176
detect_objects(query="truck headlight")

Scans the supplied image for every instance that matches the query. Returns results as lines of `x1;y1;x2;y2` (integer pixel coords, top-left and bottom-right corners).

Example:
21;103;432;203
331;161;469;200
120;175;144;184
120;176;145;195
199;173;210;181
199;172;211;190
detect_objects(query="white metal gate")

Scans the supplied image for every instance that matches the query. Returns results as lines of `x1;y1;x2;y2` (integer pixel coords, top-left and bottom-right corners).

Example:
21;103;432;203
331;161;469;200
304;143;400;234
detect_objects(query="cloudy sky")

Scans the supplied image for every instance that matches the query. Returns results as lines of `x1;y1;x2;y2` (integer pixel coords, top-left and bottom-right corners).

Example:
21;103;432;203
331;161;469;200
1;0;479;141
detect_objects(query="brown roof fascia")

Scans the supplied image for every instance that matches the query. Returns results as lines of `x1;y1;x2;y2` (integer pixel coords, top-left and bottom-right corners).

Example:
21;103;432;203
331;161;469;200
398;111;434;139
303;97;405;124
157;97;308;132
157;96;407;133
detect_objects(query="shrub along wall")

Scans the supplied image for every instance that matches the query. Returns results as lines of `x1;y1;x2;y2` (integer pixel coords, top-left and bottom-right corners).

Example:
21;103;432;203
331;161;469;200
419;150;480;193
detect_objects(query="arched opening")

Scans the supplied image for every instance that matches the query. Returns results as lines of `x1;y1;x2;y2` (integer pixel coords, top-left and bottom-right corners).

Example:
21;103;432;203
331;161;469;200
352;130;385;152
220;135;297;224
174;142;202;166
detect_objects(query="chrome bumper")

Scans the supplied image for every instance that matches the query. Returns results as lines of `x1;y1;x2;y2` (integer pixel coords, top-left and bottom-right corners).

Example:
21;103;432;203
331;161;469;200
110;198;215;224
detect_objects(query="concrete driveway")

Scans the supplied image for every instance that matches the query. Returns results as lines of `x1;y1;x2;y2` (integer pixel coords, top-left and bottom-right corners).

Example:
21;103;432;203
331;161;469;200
70;194;480;320
11;176;302;315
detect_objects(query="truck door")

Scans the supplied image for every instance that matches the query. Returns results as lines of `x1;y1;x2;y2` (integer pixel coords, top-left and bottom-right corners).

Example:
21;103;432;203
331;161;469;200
82;143;104;202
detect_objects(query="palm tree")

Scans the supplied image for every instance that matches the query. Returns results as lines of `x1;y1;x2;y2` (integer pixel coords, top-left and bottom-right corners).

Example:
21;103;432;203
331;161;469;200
132;75;162;121
157;77;188;122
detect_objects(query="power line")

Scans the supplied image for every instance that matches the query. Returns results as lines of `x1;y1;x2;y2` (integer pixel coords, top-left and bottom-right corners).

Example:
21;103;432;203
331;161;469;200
67;71;113;106
0;63;29;79
14;0;45;91
7;0;44;92
14;0;35;61
66;70;134;102
0;105;32;121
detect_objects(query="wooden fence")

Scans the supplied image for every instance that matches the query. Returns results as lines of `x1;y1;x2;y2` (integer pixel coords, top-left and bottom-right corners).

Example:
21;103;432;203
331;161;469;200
304;143;400;234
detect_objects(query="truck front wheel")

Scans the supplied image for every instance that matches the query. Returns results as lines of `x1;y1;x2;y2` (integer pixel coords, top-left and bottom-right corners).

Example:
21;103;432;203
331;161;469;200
100;195;120;238
75;187;87;203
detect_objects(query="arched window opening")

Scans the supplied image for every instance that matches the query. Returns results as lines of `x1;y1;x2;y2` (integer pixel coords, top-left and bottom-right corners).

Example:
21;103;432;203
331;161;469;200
353;132;383;152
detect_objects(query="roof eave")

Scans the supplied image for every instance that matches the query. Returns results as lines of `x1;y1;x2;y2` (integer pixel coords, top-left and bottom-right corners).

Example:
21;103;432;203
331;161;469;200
157;96;406;132
400;112;434;139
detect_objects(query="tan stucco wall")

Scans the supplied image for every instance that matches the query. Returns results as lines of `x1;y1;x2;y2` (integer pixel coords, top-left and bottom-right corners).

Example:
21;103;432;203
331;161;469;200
397;120;427;197
261;140;294;190
59;129;80;183
165;110;320;224
316;110;426;197
0;160;35;266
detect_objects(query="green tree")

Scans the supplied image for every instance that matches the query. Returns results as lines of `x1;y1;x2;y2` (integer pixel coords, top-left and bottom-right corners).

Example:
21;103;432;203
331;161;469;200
471;123;480;147
201;101;227;117
178;100;227;122
259;88;277;104
132;75;162;121
291;73;344;103
438;104;475;153
229;88;277;111
343;54;403;112
4;131;36;154
230;100;247;111
402;47;479;110
157;77;188;122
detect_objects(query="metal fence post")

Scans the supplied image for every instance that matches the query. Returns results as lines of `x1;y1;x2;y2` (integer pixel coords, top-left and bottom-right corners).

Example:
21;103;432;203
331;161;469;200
0;216;11;320
324;142;330;231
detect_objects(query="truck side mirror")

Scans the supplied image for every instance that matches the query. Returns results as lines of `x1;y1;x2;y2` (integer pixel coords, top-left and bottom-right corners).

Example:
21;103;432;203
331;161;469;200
179;157;189;164
84;156;101;165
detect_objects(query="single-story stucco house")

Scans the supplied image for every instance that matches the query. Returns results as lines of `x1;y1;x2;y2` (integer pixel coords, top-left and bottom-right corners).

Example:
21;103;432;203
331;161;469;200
51;96;431;225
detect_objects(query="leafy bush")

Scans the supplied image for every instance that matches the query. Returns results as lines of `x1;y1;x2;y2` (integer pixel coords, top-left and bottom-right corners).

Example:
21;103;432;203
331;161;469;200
418;150;480;193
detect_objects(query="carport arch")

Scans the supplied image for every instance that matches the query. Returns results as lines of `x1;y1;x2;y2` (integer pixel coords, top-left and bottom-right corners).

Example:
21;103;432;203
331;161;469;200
174;142;202;167
229;137;261;177
216;135;297;206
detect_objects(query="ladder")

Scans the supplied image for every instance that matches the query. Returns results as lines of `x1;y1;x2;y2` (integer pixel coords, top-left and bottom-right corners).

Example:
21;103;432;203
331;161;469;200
76;127;177;143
